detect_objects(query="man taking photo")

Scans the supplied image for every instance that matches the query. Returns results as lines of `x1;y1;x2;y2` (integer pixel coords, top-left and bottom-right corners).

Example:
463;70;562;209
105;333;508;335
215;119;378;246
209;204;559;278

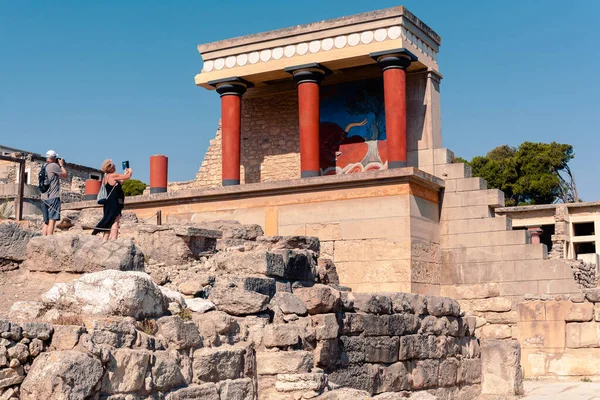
40;150;67;236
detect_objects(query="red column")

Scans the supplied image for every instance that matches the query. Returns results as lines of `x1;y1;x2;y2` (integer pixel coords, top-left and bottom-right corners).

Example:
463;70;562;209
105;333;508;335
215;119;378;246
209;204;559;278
84;179;102;200
371;49;417;168
213;80;249;186
285;65;329;178
150;154;168;193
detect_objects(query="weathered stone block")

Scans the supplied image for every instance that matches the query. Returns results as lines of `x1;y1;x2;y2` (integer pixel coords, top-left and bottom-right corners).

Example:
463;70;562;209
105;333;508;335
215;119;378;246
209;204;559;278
565;302;594;322
340;336;365;365
0;223;38;262
458;358;482;385
426;296;461;317
165;383;220;400
365;336;399;363
388;292;428;315
311;314;339;340
584;288;600;302
275;373;326;392
157;316;202;350
439;357;459;387
263;324;301;348
481;339;523;396
102;349;151;394
212;250;315;281
152;350;187;392
327;364;378;395
420;315;449;336
192;346;245;383
25;234;144;273
459;337;481;358
518;321;566;349
294;284;340;314
256;350;313;375
219;378;255;400
398;334;428;360
0;366;25;389
374;362;410;393
478;324;512;340
411;359;440;389
485;311;517;325
474;297;512;313
20;351;103;399
315;339;339;369
270;292;307;315
209;286;269;316
341;313;364;335
21;322;53;341
545;300;572;321
566;322;600;348
351;293;392;315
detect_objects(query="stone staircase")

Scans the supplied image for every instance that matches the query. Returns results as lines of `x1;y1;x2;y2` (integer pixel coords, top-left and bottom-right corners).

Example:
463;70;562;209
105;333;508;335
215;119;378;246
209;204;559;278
424;149;580;301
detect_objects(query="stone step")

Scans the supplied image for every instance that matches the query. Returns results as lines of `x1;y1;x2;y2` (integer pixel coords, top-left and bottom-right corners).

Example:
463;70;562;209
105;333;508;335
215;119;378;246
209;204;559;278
441;229;530;249
442;189;505;209
434;163;472;180
441;216;512;235
442;243;547;264
445;177;488;193
441;205;494;221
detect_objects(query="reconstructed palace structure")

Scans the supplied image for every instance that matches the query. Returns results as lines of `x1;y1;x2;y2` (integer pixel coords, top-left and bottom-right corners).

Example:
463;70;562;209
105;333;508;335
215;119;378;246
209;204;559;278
64;6;600;380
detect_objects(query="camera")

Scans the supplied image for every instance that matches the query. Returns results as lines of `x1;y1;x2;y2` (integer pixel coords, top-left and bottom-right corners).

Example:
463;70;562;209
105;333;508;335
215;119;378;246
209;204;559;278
56;157;64;163
122;161;130;170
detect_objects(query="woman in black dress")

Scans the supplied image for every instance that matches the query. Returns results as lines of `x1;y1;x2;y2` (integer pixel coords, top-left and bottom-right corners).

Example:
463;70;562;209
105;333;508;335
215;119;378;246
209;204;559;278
92;159;132;240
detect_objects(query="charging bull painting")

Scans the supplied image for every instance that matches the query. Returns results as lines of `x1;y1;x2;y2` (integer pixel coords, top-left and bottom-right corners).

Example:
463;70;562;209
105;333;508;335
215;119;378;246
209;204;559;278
320;78;388;175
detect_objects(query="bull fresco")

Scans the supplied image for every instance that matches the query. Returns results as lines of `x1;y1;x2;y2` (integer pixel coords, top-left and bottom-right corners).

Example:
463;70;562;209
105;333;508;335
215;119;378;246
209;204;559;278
319;78;388;175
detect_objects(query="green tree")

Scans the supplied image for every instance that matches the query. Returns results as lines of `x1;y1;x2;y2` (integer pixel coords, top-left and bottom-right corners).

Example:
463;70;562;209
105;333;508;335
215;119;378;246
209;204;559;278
455;142;579;206
122;179;147;197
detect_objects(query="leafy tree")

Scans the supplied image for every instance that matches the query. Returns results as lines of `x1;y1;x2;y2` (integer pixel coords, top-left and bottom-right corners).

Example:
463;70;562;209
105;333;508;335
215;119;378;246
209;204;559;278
455;142;579;206
122;179;147;197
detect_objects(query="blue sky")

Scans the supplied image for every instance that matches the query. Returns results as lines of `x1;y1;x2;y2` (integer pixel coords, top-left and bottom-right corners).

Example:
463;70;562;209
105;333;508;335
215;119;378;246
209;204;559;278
1;1;599;200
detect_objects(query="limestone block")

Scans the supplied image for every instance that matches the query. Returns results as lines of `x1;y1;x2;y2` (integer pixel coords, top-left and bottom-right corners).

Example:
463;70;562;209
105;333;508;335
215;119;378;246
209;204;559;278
341;313;364;336
485;311;517;324
478;324;512;339
293;284;341;314
440;283;500;300
374;362;410;393
219;378;255;399
152;350;187;392
315;339;339;369
102;349;151;394
263;324;301;348
411;359;440;389
435;162;471;180
42;270;168;319
419;315;450;336
210;250;315;281
305;223;341;241
387;292;428;315
0;223;38;262
545;300;573;321
333;239;410;263
585;288;600;302
0;367;24;389
480;340;523;396
256;350;313;375
362;314;419;337
340;336;365;364
327;364;378;395
566;322;600;348
364;336;399;363
20;351;103;399
441;205;492;221
25;234;144;273
426;296;461;317
192;345;246;383
565;302;594;322
595;303;600;322
311;314;339;340
351;293;392;314
316;258;340;285
275;373;326;393
270;292;307;315
518;321;565;349
209;286;269;316
473;297;512;313
156;316;202;350
517;302;545;322
457;358;482;385
439;357;459;387
452;177;487;192
165;383;220;400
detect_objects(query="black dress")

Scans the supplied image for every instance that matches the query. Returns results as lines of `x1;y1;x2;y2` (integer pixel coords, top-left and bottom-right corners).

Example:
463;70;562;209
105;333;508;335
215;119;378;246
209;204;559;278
92;181;125;235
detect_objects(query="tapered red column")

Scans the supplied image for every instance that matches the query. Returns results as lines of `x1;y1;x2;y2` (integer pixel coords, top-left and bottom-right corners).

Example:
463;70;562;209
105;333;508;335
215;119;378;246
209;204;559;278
371;49;417;168
285;64;330;178
210;78;251;186
150;154;168;193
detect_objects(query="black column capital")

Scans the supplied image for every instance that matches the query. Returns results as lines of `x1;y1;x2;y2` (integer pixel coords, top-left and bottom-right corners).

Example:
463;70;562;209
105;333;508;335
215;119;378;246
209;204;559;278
208;77;254;97
285;63;331;84
370;48;418;71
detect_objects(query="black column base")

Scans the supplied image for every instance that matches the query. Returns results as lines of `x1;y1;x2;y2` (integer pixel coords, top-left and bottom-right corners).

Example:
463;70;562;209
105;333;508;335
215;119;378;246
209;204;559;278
222;179;240;186
84;194;97;201
388;161;408;169
150;187;167;194
301;170;320;178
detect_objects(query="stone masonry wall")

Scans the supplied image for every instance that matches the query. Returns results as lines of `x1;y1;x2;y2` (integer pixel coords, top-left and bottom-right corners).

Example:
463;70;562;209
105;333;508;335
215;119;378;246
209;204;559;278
517;289;600;379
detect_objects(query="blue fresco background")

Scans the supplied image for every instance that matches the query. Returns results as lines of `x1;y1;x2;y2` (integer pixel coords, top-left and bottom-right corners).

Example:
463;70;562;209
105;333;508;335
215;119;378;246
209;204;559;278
320;78;386;141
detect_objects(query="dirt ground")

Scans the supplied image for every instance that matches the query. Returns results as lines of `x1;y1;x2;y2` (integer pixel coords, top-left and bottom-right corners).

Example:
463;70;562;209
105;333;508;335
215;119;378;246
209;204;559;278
522;380;600;400
0;268;79;318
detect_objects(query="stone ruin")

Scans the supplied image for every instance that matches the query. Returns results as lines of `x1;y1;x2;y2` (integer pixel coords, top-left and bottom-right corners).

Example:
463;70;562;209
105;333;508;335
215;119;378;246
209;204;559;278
0;214;522;400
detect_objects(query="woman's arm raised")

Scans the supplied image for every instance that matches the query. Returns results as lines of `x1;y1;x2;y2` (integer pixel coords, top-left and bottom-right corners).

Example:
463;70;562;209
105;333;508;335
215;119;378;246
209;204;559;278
110;168;133;182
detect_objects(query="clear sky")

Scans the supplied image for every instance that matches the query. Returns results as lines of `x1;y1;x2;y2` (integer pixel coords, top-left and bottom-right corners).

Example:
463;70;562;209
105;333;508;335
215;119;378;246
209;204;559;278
1;1;599;200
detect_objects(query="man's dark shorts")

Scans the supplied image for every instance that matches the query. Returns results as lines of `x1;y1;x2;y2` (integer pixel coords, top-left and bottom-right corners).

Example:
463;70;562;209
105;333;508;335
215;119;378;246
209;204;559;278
41;198;61;223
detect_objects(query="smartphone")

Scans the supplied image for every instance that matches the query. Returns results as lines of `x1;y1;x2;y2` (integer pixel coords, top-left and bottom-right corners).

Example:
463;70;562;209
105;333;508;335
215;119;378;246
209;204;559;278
122;161;129;170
